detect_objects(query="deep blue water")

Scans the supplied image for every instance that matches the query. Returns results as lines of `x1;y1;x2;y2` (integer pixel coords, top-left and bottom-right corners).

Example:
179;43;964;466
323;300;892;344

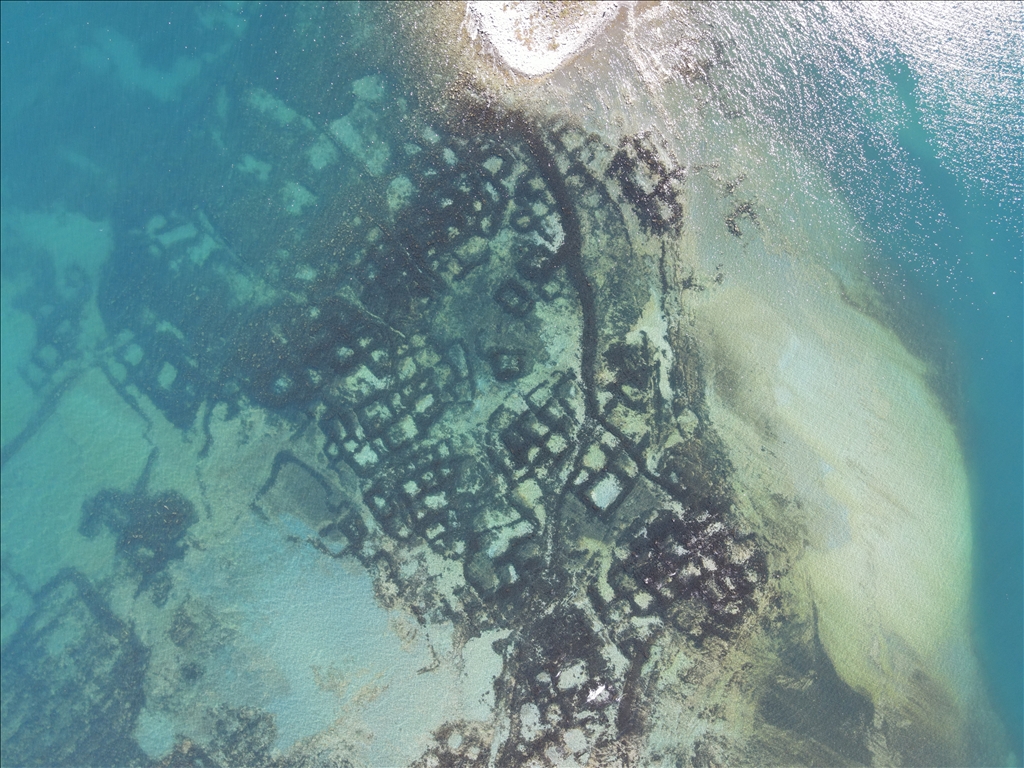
1;1;1021;763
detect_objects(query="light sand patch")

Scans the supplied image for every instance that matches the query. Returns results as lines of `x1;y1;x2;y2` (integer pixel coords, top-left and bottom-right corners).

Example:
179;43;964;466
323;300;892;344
692;261;975;732
110;395;510;762
387;175;415;213
147;510;502;764
465;1;621;77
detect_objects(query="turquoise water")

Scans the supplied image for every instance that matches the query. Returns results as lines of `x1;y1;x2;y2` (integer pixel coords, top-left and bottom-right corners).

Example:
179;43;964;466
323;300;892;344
1;2;1020;765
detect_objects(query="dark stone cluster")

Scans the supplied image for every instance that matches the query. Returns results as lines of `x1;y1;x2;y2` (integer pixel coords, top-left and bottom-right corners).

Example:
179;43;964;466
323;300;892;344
100;214;241;430
609;132;686;234
204;706;278;767
80;487;197;599
236;298;395;411
271;125;577;628
412;720;492;768
725;200;759;237
356;133;563;324
96;110;570;438
361;439;477;553
154;706;290;768
493;606;625;765
568;427;641;521
486;373;583;489
604;339;656;409
312;345;555;626
598;503;766;650
391;138;513;278
598;336;665;452
5;252;94;396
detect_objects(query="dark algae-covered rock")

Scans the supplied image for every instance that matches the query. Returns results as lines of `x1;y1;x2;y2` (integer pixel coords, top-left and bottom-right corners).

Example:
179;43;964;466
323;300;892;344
80;487;197;597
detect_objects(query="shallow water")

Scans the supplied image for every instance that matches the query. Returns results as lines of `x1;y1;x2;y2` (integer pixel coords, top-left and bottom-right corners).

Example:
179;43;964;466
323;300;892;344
1;3;1020;766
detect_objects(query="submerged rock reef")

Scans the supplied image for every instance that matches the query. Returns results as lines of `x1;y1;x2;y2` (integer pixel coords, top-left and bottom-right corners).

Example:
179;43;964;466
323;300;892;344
94;91;771;764
0;3;1013;767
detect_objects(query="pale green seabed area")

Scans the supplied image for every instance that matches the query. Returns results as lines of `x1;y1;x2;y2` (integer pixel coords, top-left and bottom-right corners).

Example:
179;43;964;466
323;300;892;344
1;208;505;767
1;3;1017;767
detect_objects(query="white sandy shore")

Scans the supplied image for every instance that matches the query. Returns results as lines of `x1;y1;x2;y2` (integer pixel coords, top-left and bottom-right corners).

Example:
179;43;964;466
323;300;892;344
465;1;620;77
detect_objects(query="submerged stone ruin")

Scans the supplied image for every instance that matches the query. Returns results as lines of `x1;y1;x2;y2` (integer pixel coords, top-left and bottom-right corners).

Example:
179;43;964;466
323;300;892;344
4;67;776;764
2;5;1009;767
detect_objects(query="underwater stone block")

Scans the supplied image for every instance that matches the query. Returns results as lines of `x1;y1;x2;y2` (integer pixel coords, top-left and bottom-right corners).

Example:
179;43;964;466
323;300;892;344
487;347;529;382
330;102;391;177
